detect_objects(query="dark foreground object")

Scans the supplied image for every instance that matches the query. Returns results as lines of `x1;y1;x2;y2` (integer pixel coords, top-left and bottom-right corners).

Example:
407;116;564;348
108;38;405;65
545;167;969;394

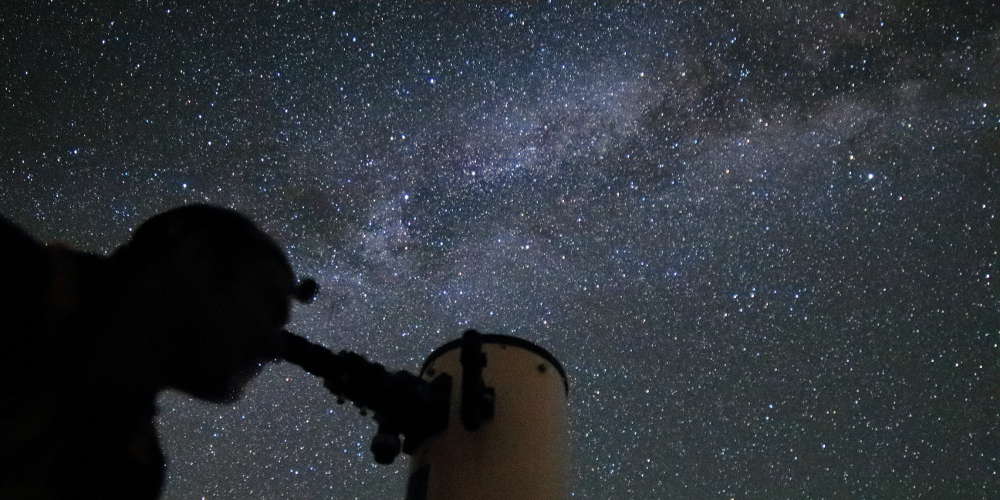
0;206;301;499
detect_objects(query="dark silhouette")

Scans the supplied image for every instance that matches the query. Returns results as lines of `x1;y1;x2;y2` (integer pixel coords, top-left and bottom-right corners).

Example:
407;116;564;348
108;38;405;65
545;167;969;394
0;205;302;499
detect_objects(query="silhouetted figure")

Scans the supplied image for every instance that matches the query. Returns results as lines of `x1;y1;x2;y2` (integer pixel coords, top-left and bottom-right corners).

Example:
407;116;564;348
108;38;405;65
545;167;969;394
0;205;301;499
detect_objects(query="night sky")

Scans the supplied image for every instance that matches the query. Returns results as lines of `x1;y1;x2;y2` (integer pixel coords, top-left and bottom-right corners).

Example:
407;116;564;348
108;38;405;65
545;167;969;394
2;1;999;498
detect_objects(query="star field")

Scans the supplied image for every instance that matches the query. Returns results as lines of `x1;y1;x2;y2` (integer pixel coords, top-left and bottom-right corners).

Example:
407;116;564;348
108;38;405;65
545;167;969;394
2;2;998;498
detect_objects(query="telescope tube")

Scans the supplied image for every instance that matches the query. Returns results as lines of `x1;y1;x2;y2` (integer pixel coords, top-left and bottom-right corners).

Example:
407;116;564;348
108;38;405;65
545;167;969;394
405;333;570;500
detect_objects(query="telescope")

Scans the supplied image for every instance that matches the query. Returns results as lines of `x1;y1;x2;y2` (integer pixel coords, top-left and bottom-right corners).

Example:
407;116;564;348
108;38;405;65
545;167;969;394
278;328;570;499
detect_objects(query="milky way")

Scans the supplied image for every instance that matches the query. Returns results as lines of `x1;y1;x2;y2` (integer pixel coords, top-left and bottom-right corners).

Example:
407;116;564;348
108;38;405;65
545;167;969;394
2;2;998;498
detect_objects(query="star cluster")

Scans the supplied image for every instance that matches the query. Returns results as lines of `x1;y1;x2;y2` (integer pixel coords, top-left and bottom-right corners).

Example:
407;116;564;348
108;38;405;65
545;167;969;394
2;2;998;498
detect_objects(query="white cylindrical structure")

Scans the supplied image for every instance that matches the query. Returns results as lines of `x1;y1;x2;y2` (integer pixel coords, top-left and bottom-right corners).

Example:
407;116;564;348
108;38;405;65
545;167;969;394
405;334;570;500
